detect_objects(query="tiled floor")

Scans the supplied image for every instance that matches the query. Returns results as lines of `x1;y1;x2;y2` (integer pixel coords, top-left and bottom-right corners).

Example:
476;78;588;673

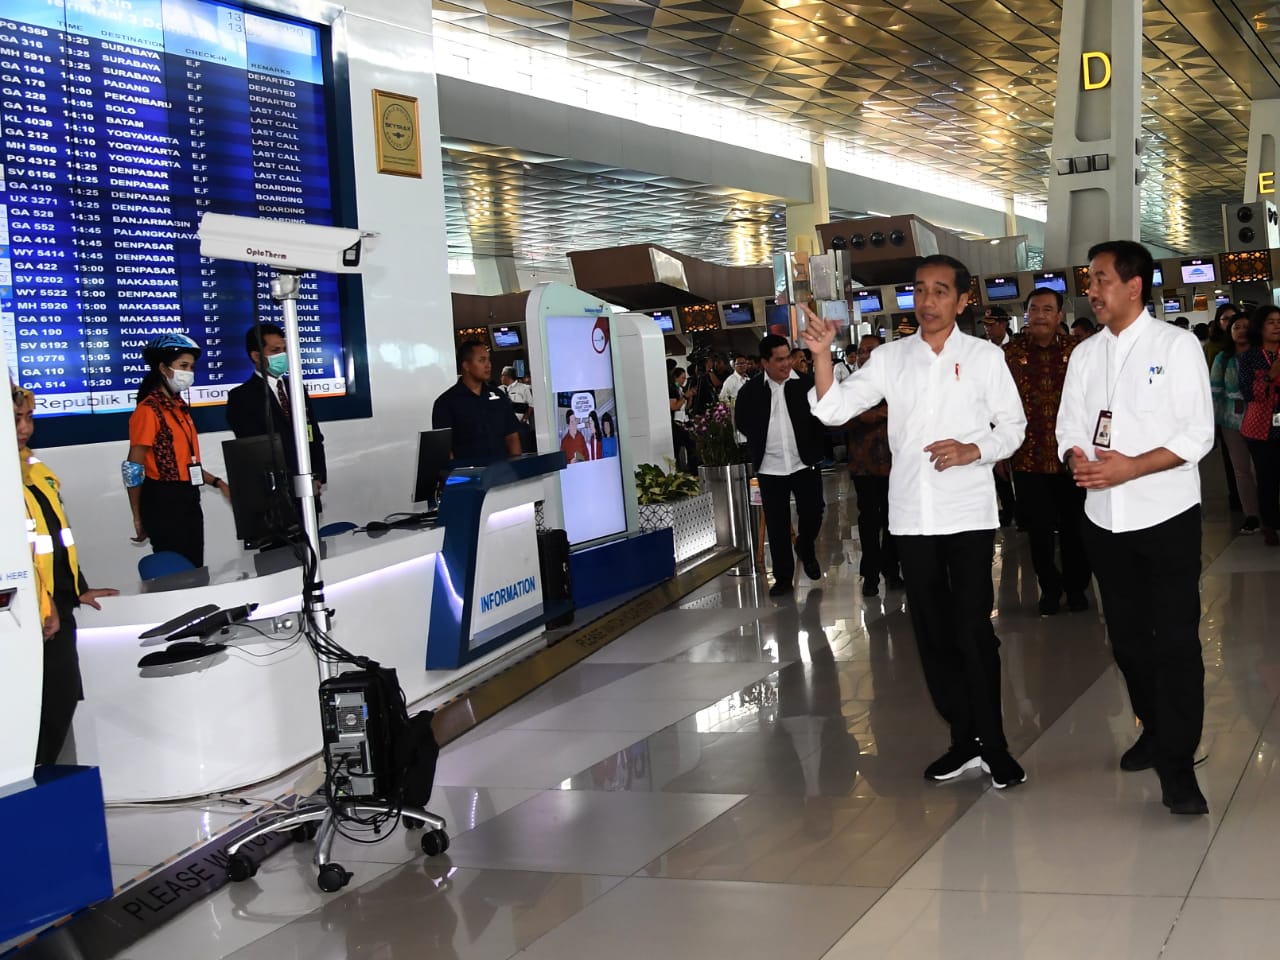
68;470;1280;958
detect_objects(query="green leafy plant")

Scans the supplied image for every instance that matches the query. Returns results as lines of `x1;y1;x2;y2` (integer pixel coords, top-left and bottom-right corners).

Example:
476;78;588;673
635;460;701;505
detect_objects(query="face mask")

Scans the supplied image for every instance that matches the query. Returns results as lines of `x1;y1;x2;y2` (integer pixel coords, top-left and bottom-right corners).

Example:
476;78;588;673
166;369;195;393
266;353;289;377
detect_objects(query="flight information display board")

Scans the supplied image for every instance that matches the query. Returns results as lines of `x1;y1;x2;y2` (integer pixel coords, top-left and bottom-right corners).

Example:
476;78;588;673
0;0;350;419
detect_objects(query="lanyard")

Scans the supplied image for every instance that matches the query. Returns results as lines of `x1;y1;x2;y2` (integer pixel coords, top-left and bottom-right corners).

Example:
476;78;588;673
1106;325;1149;409
160;397;199;462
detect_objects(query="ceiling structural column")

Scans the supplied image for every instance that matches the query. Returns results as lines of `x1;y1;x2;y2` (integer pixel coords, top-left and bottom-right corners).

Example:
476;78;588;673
1044;0;1142;267
474;256;521;295
1243;100;1280;203
786;138;830;255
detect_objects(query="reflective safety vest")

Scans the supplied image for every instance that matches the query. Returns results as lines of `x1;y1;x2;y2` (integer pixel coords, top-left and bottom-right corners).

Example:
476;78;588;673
21;453;80;623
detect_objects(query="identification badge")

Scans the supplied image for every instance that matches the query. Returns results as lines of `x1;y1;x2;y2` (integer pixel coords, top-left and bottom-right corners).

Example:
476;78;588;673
189;460;204;486
1273;412;1280;428
1093;410;1113;449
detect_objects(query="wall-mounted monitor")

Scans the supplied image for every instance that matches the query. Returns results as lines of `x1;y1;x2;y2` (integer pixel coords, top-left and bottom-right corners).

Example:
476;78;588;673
1215;294;1233;308
1163;296;1184;314
719;301;757;326
648;309;676;333
855;289;884;314
894;284;915;311
1153;266;1164;287
984;277;1021;302
765;301;791;336
1181;258;1216;285
1033;271;1069;295
491;326;523;349
1145;304;1158;318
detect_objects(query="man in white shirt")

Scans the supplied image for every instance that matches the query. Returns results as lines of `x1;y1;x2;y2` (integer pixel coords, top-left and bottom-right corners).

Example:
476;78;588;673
500;366;534;418
734;335;827;597
801;255;1029;790
718;354;751;405
1056;240;1215;816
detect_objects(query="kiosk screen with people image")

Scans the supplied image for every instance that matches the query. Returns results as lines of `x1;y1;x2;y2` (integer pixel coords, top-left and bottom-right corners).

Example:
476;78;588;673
545;315;626;545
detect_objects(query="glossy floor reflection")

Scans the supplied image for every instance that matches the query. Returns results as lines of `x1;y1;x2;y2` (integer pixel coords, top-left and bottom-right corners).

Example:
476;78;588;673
109;470;1280;959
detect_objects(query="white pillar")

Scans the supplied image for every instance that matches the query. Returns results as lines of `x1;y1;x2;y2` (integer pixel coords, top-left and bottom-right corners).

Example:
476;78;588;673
1044;0;1142;267
1244;100;1280;203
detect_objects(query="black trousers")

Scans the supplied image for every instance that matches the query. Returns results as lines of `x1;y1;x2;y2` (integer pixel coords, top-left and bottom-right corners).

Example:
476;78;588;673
1245;438;1280;532
897;530;1007;751
1012;471;1091;599
1082;506;1204;773
36;606;80;766
851;474;899;581
140;480;205;568
758;466;825;586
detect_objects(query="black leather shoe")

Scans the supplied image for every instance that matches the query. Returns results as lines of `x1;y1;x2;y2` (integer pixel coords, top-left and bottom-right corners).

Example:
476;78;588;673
861;578;879;597
768;581;793;598
802;556;821;580
1037;593;1061;617
1066;593;1089;612
1159;768;1208;815
1120;733;1155;772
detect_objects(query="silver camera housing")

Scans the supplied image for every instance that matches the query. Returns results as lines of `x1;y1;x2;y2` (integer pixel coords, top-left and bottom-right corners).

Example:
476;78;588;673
198;213;376;273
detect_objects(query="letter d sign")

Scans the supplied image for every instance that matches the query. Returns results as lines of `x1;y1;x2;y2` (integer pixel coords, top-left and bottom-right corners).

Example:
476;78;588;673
1082;51;1112;91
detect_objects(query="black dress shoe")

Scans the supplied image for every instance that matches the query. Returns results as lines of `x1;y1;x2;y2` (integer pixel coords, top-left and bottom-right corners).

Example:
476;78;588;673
768;581;793;598
1037;593;1061;617
1120;732;1155;772
802;556;821;580
861;578;879;597
1066;593;1089;612
1159;768;1208;815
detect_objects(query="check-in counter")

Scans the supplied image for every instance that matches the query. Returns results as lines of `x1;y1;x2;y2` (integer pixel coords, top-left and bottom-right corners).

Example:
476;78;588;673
72;453;565;802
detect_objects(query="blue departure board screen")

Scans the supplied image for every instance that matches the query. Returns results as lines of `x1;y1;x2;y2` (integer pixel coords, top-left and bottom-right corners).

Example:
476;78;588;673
0;0;364;433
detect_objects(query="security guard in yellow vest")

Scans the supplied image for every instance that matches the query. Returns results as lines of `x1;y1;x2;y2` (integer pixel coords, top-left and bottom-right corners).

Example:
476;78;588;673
13;385;117;765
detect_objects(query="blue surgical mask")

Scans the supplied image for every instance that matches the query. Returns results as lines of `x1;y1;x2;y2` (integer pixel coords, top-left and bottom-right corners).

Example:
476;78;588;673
266;353;289;377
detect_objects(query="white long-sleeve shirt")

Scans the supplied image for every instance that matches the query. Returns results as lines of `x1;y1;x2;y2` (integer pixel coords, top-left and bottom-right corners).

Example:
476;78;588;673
809;326;1026;535
1055;311;1214;533
760;370;802;476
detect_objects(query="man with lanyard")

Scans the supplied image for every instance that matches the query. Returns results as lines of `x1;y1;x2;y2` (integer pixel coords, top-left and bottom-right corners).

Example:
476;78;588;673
1003;287;1090;616
1056;240;1214;816
432;341;522;464
802;255;1028;790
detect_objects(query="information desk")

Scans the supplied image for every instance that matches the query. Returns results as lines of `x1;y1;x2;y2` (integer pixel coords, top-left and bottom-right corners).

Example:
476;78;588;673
74;454;565;803
429;452;569;669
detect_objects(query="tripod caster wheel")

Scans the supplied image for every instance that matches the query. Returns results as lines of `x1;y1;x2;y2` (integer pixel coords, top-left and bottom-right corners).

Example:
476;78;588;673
421;829;450;857
226;853;257;882
317;864;352;893
290;821;319;842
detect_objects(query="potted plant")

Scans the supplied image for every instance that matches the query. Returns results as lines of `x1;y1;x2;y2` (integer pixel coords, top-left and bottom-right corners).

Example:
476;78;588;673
686;402;753;574
635;461;716;562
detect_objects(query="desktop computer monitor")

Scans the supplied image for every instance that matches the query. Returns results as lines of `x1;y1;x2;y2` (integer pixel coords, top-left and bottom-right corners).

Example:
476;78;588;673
223;435;301;549
413;429;453;507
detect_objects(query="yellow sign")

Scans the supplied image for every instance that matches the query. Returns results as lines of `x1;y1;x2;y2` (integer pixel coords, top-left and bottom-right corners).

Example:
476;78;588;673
373;90;422;178
1261;171;1276;195
1082;51;1112;91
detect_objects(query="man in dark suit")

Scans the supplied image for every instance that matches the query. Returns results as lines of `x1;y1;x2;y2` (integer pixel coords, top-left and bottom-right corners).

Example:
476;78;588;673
735;334;827;597
225;323;328;496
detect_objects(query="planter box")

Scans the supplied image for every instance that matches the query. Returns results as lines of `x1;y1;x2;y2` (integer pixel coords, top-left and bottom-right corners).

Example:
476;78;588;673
638;491;716;562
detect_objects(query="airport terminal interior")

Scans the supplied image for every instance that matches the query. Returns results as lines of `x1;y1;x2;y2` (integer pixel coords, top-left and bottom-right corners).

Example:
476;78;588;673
5;0;1280;958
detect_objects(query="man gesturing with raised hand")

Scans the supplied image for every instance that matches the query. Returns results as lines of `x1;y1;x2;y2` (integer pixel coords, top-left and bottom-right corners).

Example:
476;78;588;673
802;254;1028;789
